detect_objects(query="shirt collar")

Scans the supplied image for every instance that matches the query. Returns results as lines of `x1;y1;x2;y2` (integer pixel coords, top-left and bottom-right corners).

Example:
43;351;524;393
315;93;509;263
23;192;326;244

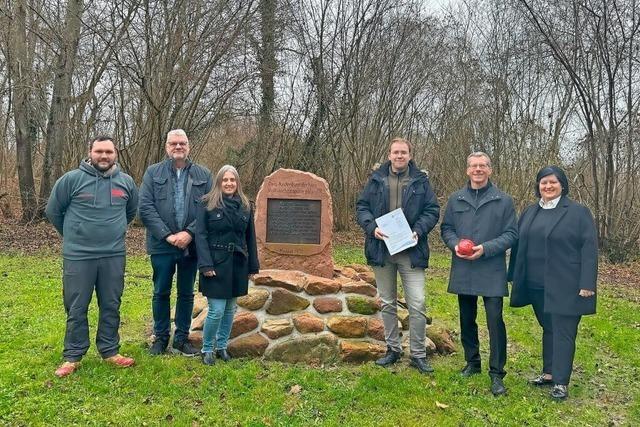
539;195;561;209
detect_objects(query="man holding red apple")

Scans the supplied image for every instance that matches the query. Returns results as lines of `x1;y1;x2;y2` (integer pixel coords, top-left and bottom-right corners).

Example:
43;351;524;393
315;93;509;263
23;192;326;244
440;152;517;396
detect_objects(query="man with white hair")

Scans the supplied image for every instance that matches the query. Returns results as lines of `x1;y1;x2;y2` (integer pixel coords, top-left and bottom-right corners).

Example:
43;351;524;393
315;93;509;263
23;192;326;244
139;129;213;356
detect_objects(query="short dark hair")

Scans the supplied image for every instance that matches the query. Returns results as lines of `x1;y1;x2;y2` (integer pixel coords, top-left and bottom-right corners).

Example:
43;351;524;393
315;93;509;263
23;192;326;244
89;135;115;150
534;165;569;198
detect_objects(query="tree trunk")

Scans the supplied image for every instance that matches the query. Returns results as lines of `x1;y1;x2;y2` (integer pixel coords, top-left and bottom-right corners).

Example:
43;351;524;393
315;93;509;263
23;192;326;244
38;0;84;217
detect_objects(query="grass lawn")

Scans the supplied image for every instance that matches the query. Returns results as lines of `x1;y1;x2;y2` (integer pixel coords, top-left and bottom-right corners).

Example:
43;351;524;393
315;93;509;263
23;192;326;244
0;247;638;426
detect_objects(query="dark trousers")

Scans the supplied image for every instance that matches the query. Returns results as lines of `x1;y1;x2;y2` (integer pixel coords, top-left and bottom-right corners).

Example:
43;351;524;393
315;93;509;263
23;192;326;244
458;294;507;378
530;289;581;385
62;256;125;362
150;253;197;344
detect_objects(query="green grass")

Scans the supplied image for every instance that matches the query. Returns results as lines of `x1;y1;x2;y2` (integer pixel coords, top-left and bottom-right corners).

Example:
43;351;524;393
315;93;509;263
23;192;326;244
0;247;638;426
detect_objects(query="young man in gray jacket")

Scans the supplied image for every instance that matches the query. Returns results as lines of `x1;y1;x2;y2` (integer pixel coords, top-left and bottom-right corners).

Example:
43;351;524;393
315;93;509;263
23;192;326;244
46;136;139;377
139;129;212;356
440;152;517;396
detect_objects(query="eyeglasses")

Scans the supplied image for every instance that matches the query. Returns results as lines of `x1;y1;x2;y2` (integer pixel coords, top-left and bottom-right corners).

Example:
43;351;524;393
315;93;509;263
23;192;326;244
168;141;188;147
467;163;490;170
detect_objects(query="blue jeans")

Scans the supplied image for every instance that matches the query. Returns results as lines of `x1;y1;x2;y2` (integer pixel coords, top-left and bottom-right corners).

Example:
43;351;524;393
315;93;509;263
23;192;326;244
150;253;197;344
202;298;237;353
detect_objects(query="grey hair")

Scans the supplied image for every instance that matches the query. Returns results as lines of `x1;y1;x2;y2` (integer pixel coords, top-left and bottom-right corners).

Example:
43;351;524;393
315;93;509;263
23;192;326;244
202;164;250;211
467;151;492;168
166;129;188;143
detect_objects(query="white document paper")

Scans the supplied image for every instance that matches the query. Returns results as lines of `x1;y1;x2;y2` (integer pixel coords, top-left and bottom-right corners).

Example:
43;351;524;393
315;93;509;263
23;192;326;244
375;208;417;256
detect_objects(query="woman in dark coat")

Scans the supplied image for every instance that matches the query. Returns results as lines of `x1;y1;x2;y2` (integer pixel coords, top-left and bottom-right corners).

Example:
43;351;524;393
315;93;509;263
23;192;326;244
195;165;259;365
508;166;597;400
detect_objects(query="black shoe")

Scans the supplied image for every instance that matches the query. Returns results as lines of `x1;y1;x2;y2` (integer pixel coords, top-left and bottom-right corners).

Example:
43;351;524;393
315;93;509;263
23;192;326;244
409;357;434;374
551;384;568;400
460;363;481;377
491;376;507;396
216;349;231;362
171;340;199;357
201;351;215;366
530;374;553;387
375;347;402;367
149;339;168;356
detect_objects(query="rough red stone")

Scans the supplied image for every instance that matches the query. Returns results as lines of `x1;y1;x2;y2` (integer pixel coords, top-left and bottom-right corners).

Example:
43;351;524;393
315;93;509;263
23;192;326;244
266;288;310;315
342;281;377;297
326;316;367;338
357;271;376;286
336;266;360;280
252;269;306;292
292;312;325;333
340;340;387;363
237;288;270;310
230;311;259;338
346;264;372;273
366;317;385;341
190;307;208;331
254;169;334;278
261;319;294;339
312;297;343;314
192;293;208;317
227;333;269;357
304;275;341;295
264;333;339;364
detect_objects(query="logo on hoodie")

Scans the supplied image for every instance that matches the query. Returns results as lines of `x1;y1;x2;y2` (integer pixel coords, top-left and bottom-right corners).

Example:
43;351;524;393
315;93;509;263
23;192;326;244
111;189;126;198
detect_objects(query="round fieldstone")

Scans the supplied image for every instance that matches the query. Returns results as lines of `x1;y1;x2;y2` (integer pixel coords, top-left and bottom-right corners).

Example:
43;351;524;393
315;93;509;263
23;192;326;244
253;269;307;292
346;295;380;315
292;312;325;333
190;307;208;331
304;276;341;295
264;333;339;364
340;340;386;363
266;288;310;315
312;296;343;314
426;321;456;355
398;307;410;330
192;293;208;317
366;317;385;341
326;316;367;338
237;288;270;310
261;319;294;339
341;281;377;297
228;333;269;357
230;311;259;338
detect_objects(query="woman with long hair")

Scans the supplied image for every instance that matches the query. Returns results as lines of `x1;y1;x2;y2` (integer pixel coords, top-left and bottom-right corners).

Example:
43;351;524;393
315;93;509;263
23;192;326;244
194;165;259;365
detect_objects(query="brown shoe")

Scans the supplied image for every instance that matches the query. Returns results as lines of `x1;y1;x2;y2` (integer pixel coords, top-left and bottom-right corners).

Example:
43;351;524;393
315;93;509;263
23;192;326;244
54;361;80;378
104;354;135;368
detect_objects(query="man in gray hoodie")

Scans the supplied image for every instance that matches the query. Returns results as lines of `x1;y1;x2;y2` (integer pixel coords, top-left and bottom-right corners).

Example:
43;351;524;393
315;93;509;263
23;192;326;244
46;136;139;378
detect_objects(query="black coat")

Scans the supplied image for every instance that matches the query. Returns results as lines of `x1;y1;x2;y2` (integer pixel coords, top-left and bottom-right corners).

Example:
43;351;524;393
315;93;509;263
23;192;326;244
508;196;598;316
440;182;518;297
139;159;212;255
194;197;259;299
355;160;440;268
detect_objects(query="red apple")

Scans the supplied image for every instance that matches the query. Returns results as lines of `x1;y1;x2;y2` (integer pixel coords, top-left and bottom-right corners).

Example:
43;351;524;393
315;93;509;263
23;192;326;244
458;239;475;256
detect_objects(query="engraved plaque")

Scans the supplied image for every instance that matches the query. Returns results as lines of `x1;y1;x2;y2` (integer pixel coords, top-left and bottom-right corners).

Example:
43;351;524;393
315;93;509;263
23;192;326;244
266;199;321;244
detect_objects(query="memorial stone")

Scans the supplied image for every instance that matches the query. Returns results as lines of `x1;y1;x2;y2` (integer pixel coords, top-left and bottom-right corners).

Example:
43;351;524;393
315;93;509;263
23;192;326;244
255;169;334;278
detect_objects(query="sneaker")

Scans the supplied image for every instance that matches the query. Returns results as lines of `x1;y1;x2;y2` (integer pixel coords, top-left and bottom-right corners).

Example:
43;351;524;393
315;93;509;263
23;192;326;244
375;347;402;367
172;340;199;357
149;339;168;356
409;357;434;374
104;354;135;368
54;361;80;378
529;373;553;387
201;351;215;366
551;384;569;400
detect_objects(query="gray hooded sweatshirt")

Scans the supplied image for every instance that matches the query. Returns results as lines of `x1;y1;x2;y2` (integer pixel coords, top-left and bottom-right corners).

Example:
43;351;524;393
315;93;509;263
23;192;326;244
45;159;139;260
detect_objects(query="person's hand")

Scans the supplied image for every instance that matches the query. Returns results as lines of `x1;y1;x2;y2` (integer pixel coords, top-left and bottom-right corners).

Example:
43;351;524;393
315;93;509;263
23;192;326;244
203;270;216;277
166;234;177;245
173;231;192;249
374;227;388;240
579;289;595;297
455;244;484;260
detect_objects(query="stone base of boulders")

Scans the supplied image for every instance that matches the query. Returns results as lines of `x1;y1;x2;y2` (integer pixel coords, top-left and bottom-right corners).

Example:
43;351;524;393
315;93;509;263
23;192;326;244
153;265;456;364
